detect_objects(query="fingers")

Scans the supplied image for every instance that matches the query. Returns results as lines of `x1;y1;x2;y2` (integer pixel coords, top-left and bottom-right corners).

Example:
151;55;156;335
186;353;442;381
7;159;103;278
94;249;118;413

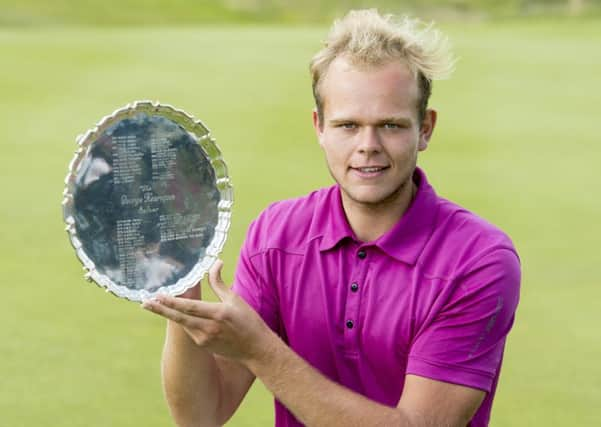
145;294;219;318
208;259;230;301
142;297;214;330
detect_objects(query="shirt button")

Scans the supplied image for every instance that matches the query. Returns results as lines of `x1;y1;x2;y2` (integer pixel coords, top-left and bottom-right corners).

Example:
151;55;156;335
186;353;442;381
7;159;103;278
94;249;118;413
350;283;359;292
346;320;354;329
357;250;366;259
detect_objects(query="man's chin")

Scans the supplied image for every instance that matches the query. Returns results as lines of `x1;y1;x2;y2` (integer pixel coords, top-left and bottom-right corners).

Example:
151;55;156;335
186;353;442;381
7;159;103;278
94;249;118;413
340;182;411;208
343;190;396;207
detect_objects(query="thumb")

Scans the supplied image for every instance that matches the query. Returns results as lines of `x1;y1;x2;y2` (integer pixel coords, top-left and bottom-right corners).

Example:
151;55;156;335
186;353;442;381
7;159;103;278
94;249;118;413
208;259;229;301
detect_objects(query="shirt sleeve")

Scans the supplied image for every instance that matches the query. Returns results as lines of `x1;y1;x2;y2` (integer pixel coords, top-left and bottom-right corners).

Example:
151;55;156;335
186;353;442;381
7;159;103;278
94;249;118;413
231;219;281;334
406;248;521;392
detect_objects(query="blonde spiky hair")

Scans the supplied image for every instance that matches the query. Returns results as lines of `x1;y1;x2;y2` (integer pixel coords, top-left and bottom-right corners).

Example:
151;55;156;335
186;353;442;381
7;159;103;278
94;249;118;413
310;9;455;123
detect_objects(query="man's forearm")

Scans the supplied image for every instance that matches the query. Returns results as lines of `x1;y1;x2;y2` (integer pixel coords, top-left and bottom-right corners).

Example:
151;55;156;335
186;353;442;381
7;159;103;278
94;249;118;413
162;321;221;427
247;331;413;427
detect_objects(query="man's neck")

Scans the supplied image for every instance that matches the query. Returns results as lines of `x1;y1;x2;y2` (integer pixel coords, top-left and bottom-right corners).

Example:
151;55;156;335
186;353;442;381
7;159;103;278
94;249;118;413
341;180;417;243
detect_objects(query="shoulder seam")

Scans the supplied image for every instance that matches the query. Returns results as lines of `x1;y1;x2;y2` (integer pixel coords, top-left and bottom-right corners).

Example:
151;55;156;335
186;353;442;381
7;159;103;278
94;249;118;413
416;246;519;282
248;247;306;259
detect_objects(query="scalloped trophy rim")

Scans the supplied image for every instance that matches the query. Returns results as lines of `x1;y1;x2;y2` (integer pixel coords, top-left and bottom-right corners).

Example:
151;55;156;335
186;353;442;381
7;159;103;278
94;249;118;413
62;100;233;302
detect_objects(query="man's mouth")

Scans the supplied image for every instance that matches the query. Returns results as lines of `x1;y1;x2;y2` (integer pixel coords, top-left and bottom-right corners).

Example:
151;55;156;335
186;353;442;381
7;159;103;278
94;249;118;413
353;166;388;173
351;166;389;173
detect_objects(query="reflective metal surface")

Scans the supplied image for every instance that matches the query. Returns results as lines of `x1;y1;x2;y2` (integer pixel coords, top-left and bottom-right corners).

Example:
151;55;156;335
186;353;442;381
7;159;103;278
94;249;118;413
62;101;233;302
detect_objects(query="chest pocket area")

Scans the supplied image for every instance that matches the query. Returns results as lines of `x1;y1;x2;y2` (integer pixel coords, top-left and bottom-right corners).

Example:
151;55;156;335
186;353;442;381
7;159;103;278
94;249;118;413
359;267;414;372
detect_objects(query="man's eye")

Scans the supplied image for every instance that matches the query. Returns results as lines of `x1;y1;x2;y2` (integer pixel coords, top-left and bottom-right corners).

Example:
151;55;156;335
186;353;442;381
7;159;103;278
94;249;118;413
340;123;356;129
383;123;401;129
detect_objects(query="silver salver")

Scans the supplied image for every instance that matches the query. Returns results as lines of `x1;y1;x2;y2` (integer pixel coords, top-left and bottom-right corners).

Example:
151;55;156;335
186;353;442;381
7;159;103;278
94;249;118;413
62;101;233;302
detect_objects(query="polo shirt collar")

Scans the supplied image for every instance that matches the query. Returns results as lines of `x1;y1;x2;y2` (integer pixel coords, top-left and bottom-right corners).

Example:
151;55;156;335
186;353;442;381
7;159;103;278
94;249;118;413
317;167;439;265
375;168;439;264
316;185;356;251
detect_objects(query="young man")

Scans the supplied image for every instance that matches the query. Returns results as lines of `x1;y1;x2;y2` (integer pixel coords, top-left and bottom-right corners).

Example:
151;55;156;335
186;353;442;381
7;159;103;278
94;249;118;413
143;9;520;427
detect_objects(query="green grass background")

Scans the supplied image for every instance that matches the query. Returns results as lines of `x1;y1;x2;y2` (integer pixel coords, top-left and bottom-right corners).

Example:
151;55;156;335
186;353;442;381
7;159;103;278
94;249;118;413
1;12;600;427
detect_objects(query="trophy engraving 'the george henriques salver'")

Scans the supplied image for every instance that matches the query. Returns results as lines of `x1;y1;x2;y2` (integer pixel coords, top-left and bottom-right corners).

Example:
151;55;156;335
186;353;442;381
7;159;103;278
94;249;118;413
62;101;233;302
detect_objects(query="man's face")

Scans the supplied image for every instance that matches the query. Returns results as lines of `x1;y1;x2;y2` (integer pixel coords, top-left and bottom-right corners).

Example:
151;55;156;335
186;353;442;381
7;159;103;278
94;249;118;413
314;57;436;209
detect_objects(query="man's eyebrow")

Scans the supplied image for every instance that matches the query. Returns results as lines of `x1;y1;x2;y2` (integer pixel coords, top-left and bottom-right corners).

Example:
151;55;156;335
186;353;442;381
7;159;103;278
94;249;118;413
328;118;358;125
327;118;358;126
328;117;413;125
375;117;413;125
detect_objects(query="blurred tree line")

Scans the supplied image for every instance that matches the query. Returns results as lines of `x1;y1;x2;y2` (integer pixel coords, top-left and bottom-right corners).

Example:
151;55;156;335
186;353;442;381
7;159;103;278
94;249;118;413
0;0;599;26
240;0;600;20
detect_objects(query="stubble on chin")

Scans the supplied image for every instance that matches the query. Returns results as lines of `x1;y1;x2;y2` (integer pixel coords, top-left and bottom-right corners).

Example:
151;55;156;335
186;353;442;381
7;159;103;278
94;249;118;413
324;155;418;211
341;162;418;205
342;177;411;210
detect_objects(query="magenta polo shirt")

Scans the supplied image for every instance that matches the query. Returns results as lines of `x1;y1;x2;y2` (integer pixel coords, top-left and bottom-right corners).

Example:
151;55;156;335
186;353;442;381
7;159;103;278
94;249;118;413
233;168;521;427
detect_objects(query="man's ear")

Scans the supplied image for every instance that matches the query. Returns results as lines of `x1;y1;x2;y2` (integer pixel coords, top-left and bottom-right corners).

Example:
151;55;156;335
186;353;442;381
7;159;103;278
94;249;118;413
418;109;437;152
313;109;325;147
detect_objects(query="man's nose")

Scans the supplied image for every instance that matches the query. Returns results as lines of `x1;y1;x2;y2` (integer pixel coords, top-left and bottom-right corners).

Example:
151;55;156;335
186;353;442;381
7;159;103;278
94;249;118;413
357;127;382;154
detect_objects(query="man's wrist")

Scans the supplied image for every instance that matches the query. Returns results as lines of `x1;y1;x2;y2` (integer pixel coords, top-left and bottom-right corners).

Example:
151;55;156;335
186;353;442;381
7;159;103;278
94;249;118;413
243;326;282;375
